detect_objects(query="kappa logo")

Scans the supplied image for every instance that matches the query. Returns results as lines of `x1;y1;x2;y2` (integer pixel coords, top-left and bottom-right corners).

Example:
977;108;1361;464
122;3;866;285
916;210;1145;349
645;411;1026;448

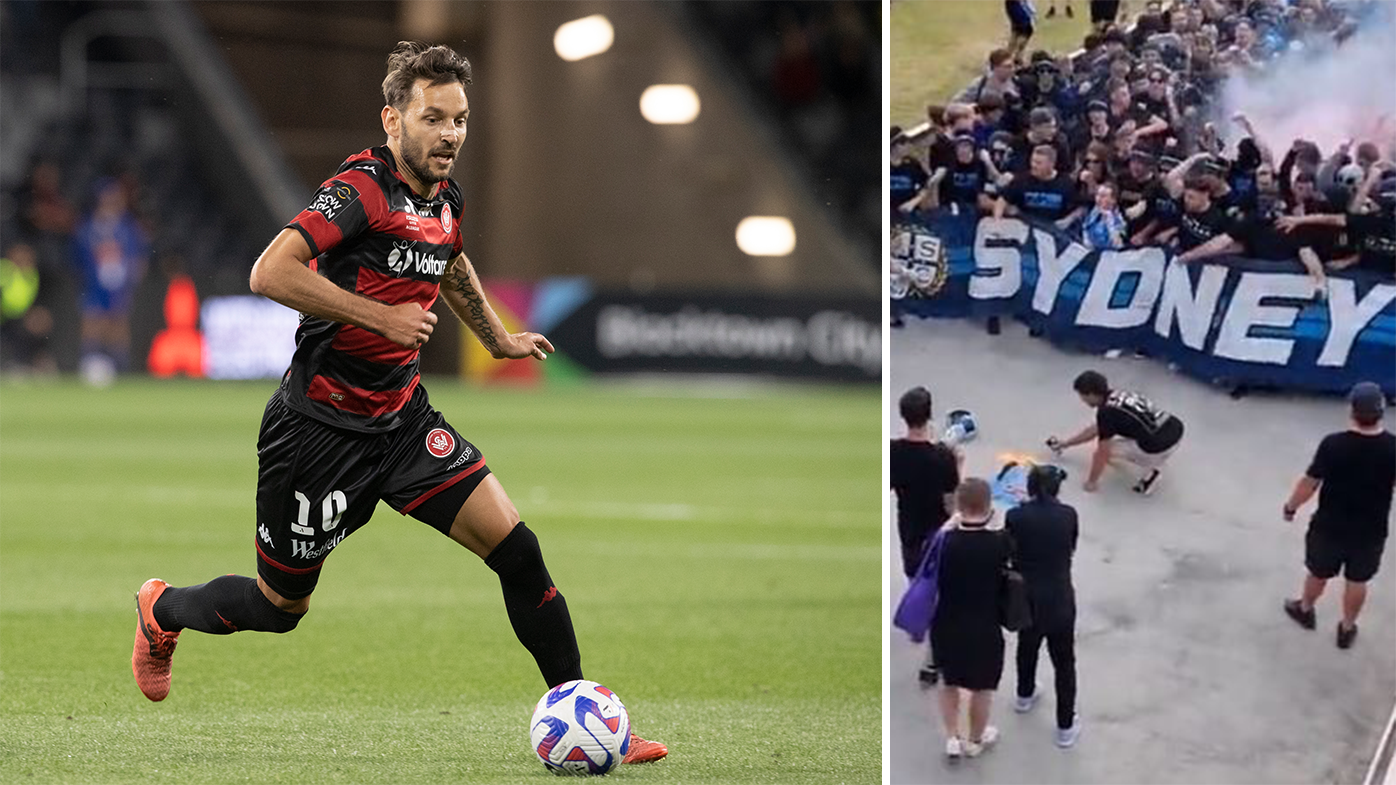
537;586;559;608
426;428;456;458
258;523;274;547
446;444;475;470
441;204;452;233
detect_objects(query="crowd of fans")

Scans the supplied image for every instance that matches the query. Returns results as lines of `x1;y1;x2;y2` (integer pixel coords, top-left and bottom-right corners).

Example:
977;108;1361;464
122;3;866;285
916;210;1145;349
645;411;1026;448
891;0;1396;298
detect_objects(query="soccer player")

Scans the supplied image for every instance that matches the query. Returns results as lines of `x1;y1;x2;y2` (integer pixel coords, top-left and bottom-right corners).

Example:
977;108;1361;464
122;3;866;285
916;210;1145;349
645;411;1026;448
1282;382;1396;649
129;41;666;764
1047;370;1185;495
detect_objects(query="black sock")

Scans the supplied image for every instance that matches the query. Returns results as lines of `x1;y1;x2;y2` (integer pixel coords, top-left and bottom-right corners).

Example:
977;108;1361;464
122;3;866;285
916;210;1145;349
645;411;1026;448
153;574;304;634
485;522;583;687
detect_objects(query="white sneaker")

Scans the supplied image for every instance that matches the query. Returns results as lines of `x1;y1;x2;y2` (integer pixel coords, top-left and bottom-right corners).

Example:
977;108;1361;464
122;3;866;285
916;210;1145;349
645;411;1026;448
945;737;965;759
966;726;999;757
1056;718;1082;748
1014;688;1038;713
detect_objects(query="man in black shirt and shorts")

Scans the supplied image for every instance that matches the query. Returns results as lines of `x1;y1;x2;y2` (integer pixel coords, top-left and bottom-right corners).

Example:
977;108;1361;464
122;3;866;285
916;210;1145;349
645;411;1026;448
1282;382;1396;649
891;386;961;685
1047;370;1184;495
127;41;668;762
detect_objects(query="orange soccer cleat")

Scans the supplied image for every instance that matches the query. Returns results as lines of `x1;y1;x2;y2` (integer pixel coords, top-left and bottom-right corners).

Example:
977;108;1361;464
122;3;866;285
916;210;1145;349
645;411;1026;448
131;578;180;701
623;732;669;764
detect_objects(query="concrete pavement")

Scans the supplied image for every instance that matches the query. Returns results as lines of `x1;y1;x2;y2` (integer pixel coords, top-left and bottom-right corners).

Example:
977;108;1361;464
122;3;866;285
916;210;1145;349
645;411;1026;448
889;317;1396;785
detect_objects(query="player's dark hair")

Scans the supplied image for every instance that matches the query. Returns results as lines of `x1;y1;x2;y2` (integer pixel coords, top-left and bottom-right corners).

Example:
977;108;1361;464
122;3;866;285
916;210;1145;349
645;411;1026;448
1027;465;1063;500
955;478;993;517
382;41;473;111
899;386;933;428
1073;370;1110;398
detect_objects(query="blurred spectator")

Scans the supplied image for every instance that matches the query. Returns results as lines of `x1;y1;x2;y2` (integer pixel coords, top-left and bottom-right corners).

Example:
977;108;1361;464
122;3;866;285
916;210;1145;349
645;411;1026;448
891;132;931;214
994;145;1085;231
71;177;148;380
955;48;1021;106
0;240;55;373
1082;182;1128;250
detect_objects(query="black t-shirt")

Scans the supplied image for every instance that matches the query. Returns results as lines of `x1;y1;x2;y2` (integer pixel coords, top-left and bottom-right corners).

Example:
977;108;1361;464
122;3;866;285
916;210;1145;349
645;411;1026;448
928;134;957;172
890;161;929;209
1096;389;1184;454
1348;211;1396;277
940;159;989;207
1173;203;1234;251
890;438;960;554
1307;430;1396;544
1003;172;1080;222
1230;196;1292;260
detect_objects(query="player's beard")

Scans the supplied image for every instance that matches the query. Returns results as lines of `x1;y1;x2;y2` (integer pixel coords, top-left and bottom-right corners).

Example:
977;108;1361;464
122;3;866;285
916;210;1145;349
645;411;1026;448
400;128;453;186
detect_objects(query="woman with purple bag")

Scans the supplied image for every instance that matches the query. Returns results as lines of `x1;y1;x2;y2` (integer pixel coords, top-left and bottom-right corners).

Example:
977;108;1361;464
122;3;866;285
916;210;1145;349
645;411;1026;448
932;479;1011;759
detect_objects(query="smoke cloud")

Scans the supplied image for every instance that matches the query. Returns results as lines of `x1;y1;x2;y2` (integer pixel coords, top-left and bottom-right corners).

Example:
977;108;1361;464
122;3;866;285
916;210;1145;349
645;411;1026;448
1216;2;1396;156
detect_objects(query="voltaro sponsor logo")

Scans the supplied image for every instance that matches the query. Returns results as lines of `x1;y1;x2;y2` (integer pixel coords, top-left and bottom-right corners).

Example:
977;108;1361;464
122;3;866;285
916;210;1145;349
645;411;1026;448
596;304;880;374
973;217;1396;366
386;241;447;277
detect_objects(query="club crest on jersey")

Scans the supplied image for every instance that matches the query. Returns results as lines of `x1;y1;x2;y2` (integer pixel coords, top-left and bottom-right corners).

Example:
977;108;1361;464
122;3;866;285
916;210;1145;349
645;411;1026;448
441;204;452;233
426;428;455;458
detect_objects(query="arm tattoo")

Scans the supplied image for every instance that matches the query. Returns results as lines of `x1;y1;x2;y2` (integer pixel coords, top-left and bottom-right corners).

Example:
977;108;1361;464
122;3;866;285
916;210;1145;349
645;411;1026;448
445;261;501;355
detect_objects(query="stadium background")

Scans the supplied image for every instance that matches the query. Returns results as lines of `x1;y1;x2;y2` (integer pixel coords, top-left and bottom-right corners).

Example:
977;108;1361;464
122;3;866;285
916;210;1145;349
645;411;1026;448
0;1;880;782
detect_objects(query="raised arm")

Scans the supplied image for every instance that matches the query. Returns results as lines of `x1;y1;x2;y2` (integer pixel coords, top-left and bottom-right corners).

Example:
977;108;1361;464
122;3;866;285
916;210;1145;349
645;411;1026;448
249;228;435;348
440;252;553;360
1174;231;1242;264
1165;152;1209;199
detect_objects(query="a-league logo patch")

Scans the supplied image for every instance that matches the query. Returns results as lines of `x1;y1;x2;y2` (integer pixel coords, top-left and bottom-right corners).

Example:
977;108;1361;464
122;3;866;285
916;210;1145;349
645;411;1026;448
425;428;455;458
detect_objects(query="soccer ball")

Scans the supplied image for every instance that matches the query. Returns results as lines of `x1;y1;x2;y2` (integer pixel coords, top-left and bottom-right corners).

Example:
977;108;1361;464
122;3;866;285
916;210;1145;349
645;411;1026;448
529;680;630;775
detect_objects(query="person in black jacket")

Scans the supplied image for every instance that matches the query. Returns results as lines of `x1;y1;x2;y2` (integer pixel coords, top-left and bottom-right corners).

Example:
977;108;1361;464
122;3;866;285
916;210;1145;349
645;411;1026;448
933;478;1011;760
891;386;961;686
1006;465;1082;748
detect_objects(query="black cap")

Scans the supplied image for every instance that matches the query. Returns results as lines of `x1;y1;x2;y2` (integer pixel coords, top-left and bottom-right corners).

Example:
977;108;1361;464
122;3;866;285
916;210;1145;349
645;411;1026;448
1130;149;1157;164
1350;381;1386;420
1087;100;1109;114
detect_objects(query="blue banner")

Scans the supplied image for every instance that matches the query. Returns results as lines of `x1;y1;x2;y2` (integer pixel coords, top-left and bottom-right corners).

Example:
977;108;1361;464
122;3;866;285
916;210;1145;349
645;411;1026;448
892;211;1396;396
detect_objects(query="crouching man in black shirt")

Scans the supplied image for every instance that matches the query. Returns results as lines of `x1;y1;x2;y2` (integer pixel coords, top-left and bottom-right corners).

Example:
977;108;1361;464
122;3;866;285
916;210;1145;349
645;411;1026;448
1282;382;1396;649
1047;370;1184;495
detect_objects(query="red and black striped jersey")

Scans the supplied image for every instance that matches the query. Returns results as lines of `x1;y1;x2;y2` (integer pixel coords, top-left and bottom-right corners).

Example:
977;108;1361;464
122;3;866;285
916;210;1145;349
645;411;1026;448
281;146;463;432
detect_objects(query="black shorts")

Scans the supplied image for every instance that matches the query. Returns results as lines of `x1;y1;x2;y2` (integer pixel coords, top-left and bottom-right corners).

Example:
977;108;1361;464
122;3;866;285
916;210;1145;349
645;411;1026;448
254;387;491;599
1005;1;1034;36
1090;0;1120;25
1305;528;1385;583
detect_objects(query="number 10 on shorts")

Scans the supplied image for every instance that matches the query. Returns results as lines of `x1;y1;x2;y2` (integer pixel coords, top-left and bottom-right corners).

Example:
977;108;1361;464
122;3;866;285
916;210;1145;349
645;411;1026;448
290;490;347;536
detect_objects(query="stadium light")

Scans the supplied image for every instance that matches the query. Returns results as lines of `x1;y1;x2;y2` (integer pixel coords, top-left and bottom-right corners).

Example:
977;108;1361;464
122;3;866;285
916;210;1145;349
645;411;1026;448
554;15;614;62
639;85;700;124
735;217;796;256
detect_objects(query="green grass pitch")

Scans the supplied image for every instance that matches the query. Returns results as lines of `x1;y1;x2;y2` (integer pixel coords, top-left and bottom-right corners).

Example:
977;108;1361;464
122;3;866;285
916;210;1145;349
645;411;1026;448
0;377;879;783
